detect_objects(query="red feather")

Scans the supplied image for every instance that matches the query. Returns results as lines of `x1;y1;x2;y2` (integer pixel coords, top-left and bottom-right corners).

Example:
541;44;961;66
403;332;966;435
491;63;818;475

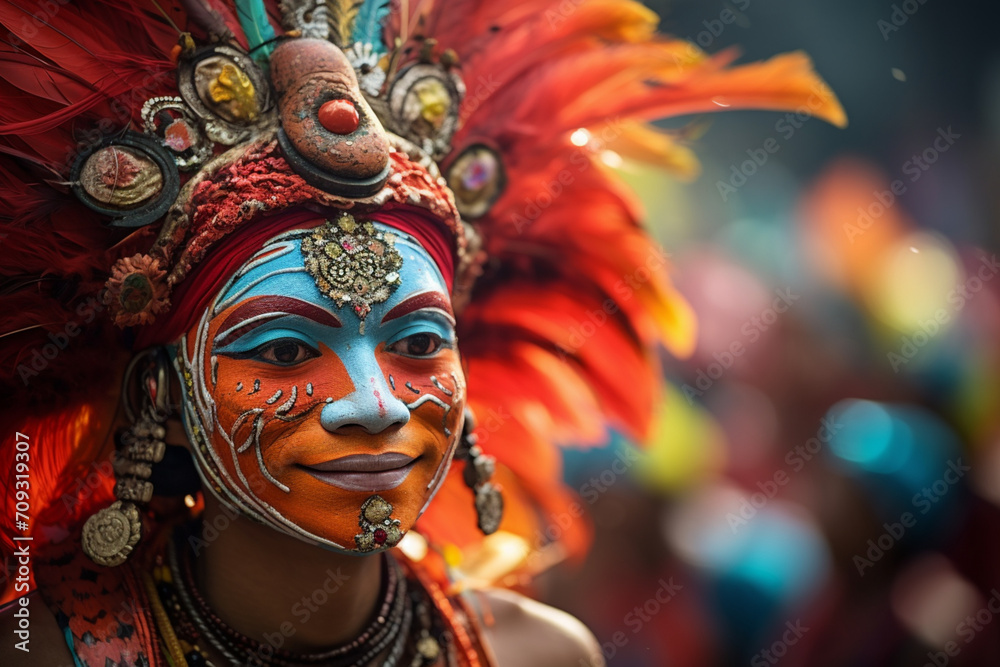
0;0;845;591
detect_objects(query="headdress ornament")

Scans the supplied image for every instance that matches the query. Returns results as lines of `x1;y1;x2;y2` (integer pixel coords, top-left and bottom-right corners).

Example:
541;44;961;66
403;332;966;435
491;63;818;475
0;0;845;591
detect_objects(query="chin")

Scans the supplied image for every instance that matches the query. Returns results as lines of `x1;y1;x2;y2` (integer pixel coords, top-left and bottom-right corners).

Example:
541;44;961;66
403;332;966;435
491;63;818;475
263;471;434;552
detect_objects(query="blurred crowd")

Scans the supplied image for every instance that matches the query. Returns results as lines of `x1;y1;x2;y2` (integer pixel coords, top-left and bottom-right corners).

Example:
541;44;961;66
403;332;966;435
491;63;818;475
532;1;1000;665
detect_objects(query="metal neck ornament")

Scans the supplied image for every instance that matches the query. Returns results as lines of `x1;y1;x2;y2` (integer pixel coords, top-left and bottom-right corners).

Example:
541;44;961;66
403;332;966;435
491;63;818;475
300;214;403;334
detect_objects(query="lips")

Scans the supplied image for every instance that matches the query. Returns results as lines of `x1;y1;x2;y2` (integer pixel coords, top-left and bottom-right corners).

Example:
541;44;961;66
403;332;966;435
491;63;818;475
301;452;417;492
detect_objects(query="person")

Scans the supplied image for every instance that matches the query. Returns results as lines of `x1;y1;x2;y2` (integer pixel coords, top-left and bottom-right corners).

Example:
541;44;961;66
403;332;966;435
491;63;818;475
0;0;845;664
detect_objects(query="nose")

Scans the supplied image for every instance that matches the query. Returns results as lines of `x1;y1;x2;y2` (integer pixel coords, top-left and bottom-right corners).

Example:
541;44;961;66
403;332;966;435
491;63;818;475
320;353;410;434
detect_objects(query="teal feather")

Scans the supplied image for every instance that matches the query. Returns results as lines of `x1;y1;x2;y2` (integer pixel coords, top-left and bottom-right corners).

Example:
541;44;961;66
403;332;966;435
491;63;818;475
351;0;390;56
234;0;277;63
62;625;85;667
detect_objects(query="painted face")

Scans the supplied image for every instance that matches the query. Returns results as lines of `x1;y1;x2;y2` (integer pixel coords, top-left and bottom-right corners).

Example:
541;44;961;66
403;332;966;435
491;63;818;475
174;215;465;553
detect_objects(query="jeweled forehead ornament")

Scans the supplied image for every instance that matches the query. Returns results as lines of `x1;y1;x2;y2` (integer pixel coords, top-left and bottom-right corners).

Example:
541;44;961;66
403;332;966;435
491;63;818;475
300;213;403;333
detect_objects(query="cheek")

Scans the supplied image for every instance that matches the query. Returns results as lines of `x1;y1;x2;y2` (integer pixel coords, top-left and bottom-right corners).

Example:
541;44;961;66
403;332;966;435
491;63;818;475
380;349;466;440
208;352;355;469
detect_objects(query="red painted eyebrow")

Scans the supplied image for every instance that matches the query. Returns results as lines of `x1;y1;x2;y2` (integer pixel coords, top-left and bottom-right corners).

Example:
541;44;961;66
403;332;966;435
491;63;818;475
381;291;454;324
216;296;341;347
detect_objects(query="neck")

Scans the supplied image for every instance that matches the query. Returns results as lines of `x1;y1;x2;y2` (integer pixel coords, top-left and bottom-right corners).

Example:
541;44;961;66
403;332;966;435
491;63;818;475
193;494;384;652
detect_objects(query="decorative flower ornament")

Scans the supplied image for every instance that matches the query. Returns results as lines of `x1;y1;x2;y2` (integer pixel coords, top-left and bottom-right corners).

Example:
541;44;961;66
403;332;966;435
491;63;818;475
346;41;388;96
104;254;170;327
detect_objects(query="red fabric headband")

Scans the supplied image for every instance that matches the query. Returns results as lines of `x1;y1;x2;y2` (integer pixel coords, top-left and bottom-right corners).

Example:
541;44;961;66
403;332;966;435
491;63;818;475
138;206;456;348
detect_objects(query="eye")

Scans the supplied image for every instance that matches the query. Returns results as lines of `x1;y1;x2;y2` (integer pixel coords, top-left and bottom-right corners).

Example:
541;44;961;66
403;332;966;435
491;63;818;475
251;339;320;366
387;332;445;358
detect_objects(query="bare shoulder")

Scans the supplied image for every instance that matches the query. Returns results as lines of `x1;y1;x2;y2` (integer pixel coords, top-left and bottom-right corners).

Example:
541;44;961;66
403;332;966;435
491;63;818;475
0;592;76;666
474;588;605;667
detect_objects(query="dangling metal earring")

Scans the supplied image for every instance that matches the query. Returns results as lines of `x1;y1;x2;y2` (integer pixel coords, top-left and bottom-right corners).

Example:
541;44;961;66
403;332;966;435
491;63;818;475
455;408;504;535
82;347;172;567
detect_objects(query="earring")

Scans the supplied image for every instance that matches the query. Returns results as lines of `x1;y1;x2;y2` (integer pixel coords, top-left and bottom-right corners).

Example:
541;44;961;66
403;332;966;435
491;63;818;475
82;348;171;567
456;409;504;535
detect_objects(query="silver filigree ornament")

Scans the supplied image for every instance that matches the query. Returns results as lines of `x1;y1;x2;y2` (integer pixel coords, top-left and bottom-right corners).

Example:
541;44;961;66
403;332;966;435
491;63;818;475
299;214;403;333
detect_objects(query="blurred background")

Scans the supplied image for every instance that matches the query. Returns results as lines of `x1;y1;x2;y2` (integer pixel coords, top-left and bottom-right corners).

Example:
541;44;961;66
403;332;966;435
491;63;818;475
532;1;1000;665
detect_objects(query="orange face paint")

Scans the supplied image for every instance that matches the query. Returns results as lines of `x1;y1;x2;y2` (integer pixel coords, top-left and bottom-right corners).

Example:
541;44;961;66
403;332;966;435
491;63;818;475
175;219;465;552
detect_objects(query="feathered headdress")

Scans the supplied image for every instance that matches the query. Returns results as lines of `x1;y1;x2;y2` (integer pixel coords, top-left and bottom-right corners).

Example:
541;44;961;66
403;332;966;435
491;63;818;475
0;0;845;597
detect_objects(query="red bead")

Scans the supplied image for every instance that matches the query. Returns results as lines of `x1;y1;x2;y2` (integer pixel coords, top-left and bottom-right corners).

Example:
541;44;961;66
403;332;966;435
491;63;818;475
318;99;359;135
373;528;387;545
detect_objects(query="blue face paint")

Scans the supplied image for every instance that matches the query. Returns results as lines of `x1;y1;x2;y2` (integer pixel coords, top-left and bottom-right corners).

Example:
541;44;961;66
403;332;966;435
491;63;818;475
176;219;467;553
213;222;456;434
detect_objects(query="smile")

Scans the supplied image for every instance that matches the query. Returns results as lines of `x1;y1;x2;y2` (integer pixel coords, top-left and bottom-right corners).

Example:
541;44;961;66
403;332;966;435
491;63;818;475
300;452;417;492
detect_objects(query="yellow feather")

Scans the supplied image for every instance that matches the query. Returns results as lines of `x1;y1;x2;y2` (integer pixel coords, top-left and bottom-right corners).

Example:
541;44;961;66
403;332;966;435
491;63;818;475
326;0;363;47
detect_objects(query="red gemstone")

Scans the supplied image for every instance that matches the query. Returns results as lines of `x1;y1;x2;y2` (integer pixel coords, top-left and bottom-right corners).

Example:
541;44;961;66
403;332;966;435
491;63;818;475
318;99;360;135
373;528;387;545
163;119;194;151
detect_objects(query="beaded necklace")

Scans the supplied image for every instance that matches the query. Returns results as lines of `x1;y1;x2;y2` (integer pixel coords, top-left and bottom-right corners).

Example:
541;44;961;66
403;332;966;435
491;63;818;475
148;523;450;667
